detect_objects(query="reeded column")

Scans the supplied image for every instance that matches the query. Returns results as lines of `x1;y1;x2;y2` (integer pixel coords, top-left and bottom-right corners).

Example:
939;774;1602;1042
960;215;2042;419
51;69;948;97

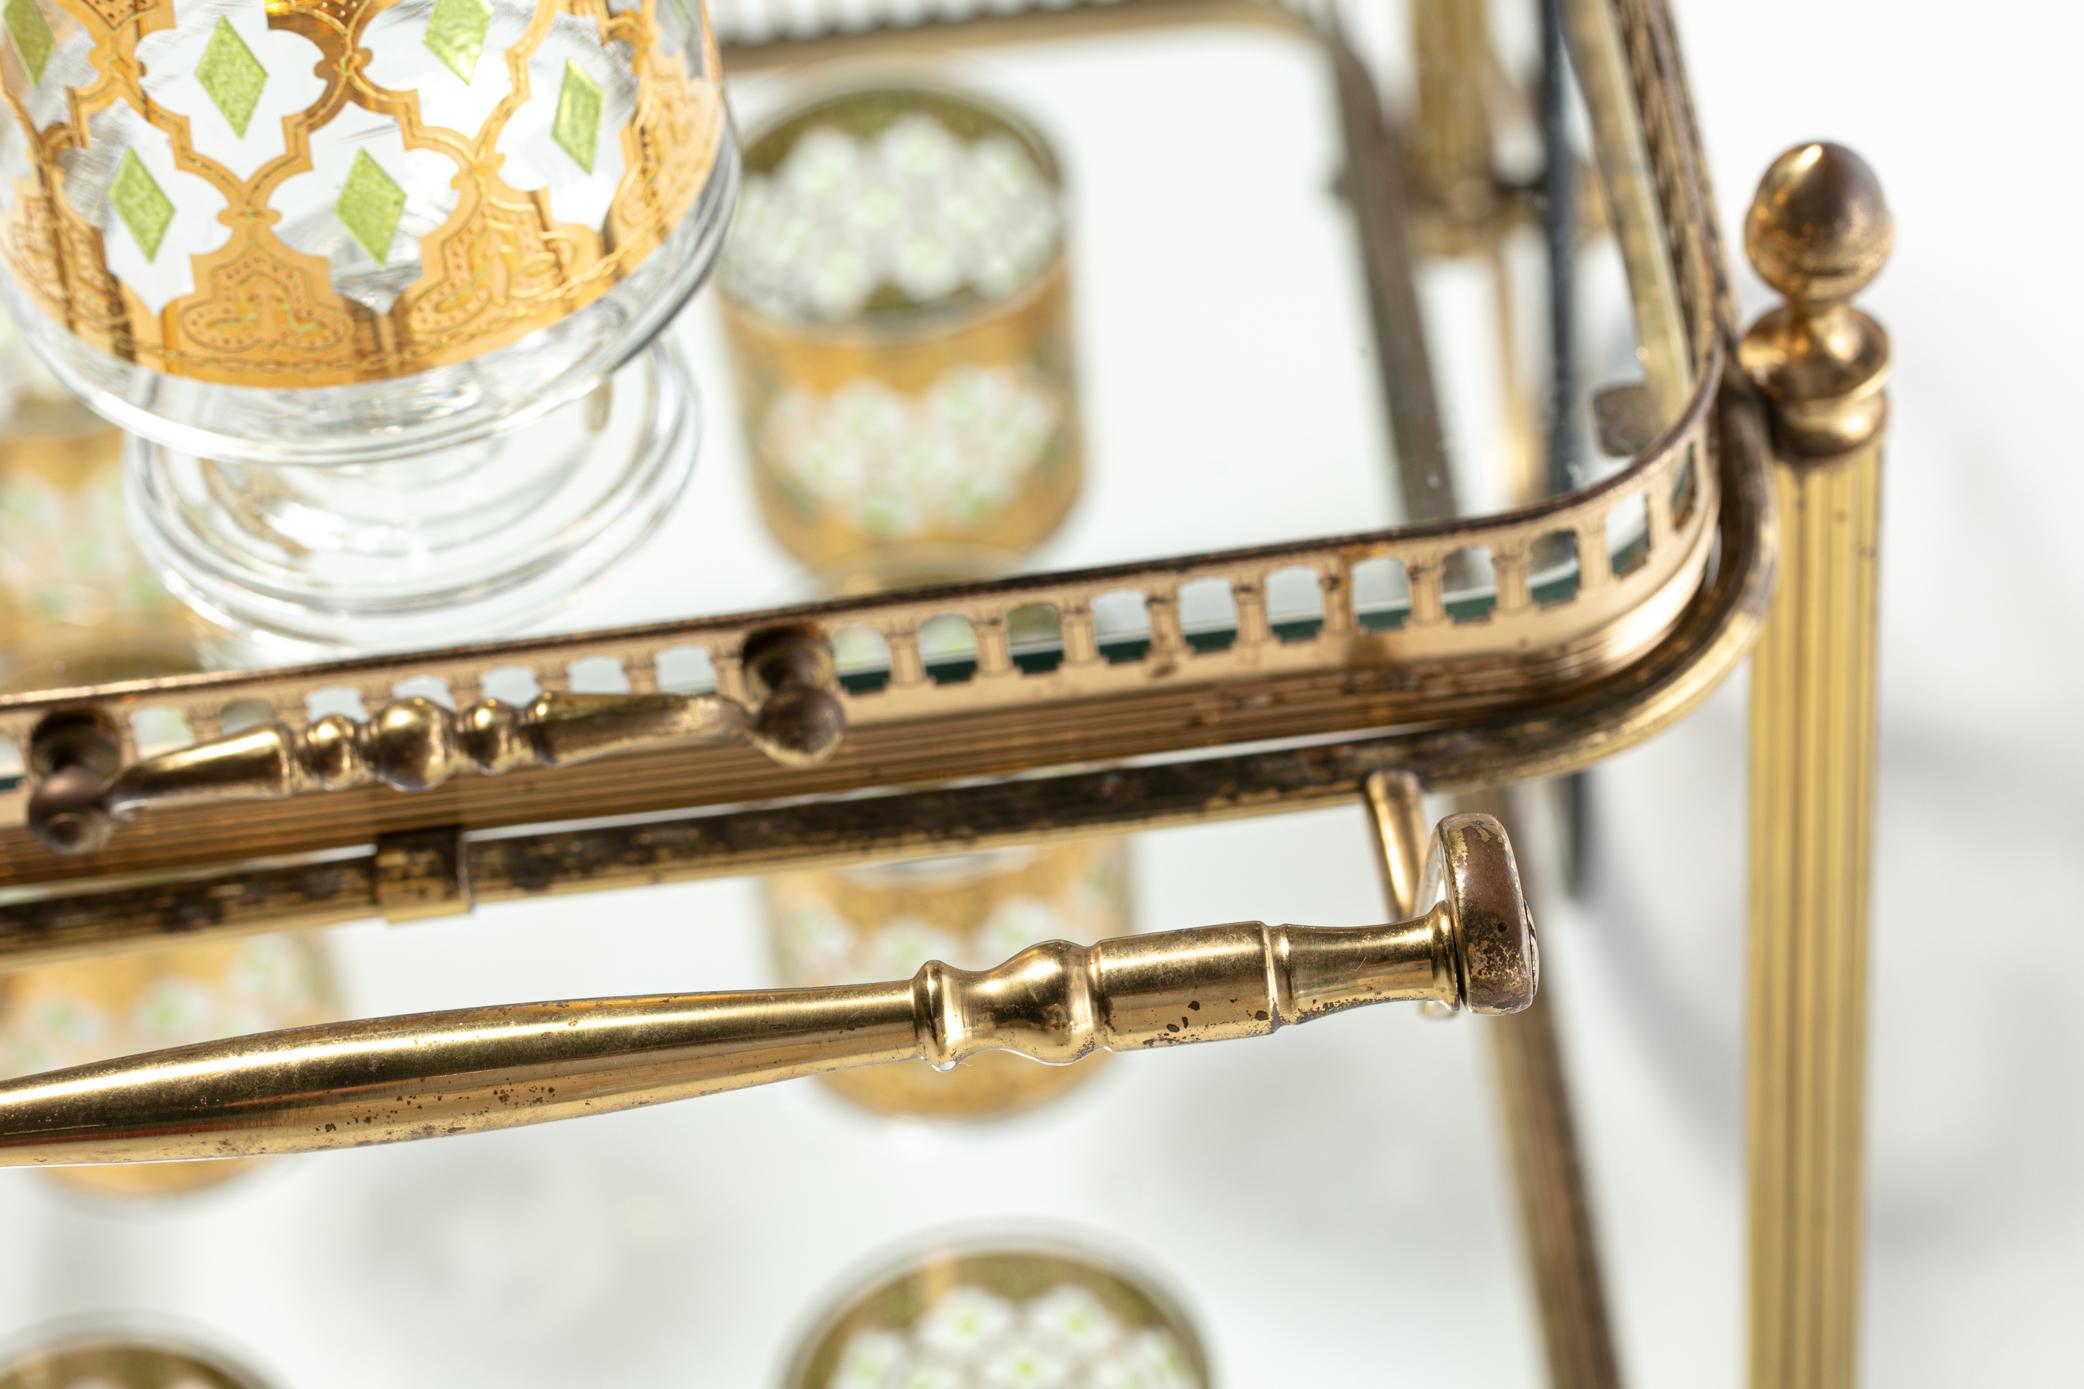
1739;142;1893;1389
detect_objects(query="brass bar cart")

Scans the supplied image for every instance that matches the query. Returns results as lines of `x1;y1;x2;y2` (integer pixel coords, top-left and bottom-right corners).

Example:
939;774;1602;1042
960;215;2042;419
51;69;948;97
0;0;1889;1383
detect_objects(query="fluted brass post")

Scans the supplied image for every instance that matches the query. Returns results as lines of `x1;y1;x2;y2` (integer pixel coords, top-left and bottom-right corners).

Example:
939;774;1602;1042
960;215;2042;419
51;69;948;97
1739;142;1892;1389
0;815;1535;1169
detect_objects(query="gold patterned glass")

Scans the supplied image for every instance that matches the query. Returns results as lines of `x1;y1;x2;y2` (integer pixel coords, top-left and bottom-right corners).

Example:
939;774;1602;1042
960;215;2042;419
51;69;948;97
719;80;1080;575
0;0;736;654
0;1327;272;1389
766;837;1132;1119
0;300;192;685
784;1238;1209;1389
0;931;338;1197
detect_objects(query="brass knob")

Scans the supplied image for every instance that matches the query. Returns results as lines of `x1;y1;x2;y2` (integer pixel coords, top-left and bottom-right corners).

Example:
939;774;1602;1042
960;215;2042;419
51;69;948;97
1745;141;1892;306
1425;810;1539;1015
1740;142;1894;458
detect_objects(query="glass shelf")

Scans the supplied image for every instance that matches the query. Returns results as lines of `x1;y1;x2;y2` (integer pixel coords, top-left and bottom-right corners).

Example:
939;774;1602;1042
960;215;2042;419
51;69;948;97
0;0;1685;688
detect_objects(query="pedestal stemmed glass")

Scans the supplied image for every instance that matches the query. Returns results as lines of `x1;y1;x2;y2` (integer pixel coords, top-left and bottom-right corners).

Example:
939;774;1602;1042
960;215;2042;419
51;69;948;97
0;0;736;655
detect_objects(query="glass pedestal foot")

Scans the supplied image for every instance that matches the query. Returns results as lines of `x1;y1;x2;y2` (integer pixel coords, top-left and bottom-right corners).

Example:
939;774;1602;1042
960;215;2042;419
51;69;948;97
125;337;698;661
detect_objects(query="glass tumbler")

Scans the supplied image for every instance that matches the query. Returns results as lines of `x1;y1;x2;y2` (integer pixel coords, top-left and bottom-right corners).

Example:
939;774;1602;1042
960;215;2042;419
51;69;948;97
785;1237;1210;1389
1;296;191;685
0;1325;272;1389
718;79;1081;574
0;931;338;1198
0;0;736;653
766;837;1132;1121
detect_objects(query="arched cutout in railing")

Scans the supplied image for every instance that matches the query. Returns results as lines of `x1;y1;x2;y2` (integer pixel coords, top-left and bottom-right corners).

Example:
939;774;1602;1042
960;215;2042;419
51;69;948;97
128;708;194;759
568;657;631;695
1179;577;1240;653
655;645;718;694
1530;531;1581;608
1266;565;1327;642
1350;556;1412;632
305;688;368;723
1006;602;1063;674
1444;547;1498;624
478;666;541;707
1092;589;1151;665
919;614;980;685
1607;492;1652;577
832;624;893;695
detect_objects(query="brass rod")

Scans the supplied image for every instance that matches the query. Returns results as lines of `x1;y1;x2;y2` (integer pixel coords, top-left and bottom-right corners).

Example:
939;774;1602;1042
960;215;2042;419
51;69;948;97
1488;993;1624;1389
1737;143;1891;1389
1372;778;1625;1387
1325;11;1456;518
1555;0;1689;417
1363;771;1429;920
0;815;1534;1167
716;0;1301;71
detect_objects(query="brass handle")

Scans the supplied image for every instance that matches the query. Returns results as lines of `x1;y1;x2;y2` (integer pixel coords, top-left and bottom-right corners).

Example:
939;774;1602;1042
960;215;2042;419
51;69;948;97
0;813;1533;1169
26;627;847;855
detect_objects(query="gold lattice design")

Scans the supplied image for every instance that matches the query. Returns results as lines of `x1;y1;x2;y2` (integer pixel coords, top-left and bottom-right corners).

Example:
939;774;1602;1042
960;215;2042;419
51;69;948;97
0;0;723;386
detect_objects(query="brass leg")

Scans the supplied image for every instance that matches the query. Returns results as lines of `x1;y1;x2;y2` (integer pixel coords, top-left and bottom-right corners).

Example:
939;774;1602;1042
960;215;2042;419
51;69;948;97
1739;144;1893;1389
1488;985;1624;1389
1365;777;1623;1388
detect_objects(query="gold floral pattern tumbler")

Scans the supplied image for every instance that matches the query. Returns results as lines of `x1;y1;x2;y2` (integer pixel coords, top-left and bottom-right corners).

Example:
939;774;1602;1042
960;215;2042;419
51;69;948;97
0;933;337;1198
784;1240;1209;1389
0;1327;272;1389
719;81;1081;573
767;839;1132;1119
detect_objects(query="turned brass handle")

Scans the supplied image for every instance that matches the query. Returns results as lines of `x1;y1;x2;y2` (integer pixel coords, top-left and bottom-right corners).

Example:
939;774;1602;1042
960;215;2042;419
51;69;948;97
0;813;1533;1169
26;627;846;855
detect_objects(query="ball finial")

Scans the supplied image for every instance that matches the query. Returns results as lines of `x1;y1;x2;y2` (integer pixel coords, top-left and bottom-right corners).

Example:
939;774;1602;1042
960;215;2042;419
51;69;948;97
1746;142;1892;305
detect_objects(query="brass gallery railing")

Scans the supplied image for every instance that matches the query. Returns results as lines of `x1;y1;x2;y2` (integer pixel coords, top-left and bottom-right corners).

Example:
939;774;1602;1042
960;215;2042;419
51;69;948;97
0;0;1726;894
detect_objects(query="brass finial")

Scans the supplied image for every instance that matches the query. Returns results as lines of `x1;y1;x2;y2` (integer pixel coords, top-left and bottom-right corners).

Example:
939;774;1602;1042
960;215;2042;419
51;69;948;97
1746;142;1892;303
1740;142;1893;458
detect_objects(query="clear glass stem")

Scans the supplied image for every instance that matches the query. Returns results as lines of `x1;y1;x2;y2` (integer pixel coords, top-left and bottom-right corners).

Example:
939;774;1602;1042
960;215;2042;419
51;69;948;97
126;337;699;663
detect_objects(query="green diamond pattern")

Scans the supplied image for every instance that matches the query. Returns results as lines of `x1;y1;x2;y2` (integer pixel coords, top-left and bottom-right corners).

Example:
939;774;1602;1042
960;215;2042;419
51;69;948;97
195;17;266;137
4;0;53;86
422;0;490;84
551;61;602;174
335;149;406;265
109;151;174;262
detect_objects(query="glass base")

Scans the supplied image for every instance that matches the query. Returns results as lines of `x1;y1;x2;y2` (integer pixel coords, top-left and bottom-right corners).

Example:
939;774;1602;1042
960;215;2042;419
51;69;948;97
127;337;698;661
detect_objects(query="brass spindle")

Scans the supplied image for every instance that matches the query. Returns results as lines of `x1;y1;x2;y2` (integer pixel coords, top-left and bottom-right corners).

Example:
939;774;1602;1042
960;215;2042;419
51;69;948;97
0;815;1534;1169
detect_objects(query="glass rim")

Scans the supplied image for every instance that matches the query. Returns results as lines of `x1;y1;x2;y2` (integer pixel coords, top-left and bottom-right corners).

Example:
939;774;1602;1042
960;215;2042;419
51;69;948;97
779;1224;1213;1388
720;65;1070;344
0;1316;276;1389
